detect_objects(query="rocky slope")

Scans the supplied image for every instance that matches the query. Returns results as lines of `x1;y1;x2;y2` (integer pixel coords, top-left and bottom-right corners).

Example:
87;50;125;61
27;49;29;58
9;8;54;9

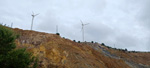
85;42;150;68
13;28;150;68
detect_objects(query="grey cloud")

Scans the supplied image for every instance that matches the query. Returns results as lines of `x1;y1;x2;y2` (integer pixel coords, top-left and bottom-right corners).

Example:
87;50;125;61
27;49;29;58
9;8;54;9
1;0;150;51
85;22;115;41
135;0;150;28
115;34;138;48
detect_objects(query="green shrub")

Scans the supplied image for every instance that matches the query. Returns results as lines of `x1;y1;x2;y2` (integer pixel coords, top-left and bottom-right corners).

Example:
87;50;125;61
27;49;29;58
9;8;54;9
73;40;76;42
0;49;38;68
125;48;127;51
56;33;60;35
101;43;105;46
0;25;16;55
0;25;38;68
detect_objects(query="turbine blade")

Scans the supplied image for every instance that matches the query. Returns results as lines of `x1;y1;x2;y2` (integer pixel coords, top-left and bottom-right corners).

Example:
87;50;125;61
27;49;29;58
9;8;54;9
35;13;40;16
84;23;89;25
80;20;83;24
32;11;34;15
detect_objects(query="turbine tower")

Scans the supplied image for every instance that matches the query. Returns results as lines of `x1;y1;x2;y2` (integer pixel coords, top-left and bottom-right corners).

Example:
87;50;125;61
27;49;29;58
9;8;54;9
80;20;89;42
11;22;13;28
31;12;39;30
56;25;58;33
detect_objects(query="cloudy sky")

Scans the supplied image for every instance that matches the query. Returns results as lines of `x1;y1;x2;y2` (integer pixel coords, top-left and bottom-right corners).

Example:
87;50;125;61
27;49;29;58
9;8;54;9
0;0;150;51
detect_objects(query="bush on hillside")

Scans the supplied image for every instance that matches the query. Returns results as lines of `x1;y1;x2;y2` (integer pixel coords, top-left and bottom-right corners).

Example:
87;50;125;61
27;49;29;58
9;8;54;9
0;25;16;55
125;48;128;51
0;25;38;68
73;40;76;42
63;37;65;39
56;33;60;36
107;46;111;49
0;48;38;68
101;43;105;46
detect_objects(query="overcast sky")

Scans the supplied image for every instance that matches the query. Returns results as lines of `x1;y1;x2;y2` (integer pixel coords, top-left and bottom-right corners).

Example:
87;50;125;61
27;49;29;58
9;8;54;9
0;0;150;51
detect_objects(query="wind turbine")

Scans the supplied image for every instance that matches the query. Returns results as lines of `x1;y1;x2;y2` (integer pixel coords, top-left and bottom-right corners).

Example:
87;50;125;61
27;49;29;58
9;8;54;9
80;20;89;42
31;12;39;30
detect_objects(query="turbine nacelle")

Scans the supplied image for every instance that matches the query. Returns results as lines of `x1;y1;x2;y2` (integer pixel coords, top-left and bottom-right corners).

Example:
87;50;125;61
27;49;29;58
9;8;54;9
80;20;89;26
32;12;39;17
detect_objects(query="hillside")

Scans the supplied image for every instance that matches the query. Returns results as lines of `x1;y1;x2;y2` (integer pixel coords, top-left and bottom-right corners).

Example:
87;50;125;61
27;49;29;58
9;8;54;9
13;28;150;68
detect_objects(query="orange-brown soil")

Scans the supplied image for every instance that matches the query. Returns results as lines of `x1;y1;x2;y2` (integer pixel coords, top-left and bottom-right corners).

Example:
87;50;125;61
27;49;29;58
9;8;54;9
13;28;150;68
